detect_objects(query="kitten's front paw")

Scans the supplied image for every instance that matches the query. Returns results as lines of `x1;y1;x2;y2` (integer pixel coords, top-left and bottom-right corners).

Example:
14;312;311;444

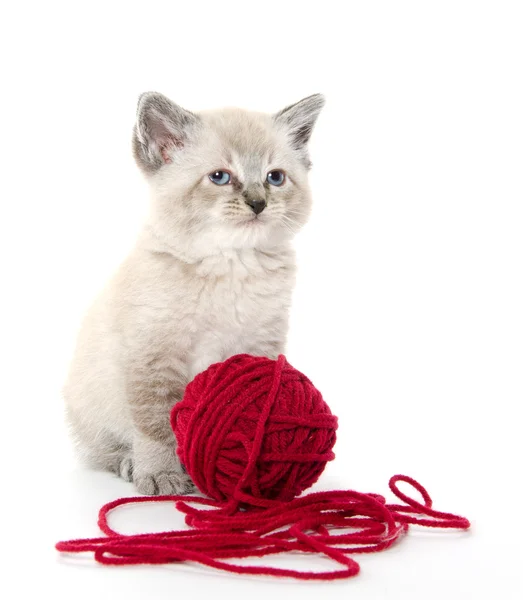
134;471;196;496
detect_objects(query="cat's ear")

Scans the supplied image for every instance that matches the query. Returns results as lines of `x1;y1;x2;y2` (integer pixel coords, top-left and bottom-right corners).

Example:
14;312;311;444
133;92;200;174
274;94;325;152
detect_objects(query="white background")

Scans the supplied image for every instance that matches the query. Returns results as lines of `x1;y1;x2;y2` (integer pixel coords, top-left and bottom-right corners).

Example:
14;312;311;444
1;1;522;598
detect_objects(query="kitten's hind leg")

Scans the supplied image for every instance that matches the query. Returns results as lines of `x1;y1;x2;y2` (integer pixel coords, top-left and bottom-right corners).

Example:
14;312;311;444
117;454;134;482
82;432;134;482
66;410;134;482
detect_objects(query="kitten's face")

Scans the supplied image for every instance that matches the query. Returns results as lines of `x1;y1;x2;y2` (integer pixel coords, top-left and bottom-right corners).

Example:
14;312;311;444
133;93;324;256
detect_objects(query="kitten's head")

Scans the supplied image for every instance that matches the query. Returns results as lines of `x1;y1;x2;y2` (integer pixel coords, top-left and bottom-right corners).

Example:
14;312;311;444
133;92;324;257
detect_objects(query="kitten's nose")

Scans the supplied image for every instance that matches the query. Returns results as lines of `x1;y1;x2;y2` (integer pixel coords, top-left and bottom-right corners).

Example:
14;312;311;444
244;197;266;215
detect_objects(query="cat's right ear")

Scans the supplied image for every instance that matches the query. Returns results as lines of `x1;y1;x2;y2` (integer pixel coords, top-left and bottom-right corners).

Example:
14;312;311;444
132;92;200;174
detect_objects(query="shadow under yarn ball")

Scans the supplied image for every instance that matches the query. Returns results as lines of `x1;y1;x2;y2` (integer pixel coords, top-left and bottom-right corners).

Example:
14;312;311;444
171;354;339;505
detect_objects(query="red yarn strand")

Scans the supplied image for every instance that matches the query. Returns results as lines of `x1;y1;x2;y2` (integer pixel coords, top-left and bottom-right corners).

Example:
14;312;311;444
56;475;470;580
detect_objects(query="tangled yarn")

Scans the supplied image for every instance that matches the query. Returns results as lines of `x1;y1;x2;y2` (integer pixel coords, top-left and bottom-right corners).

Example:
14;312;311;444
56;355;470;579
172;354;338;506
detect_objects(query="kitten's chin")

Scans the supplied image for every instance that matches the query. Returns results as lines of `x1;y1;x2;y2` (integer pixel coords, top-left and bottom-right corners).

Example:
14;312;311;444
143;218;293;262
215;218;294;251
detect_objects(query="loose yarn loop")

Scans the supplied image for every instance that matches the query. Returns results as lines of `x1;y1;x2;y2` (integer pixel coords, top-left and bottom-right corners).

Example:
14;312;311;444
172;354;338;506
56;475;470;580
56;355;470;579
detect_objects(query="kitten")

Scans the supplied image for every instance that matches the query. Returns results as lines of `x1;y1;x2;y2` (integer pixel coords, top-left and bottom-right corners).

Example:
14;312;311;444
63;91;324;495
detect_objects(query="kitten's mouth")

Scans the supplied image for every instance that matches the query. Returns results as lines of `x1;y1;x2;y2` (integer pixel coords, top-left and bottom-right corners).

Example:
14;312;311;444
242;216;264;226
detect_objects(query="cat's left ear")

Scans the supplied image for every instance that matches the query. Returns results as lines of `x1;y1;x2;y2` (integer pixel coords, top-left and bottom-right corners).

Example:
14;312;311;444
274;94;325;153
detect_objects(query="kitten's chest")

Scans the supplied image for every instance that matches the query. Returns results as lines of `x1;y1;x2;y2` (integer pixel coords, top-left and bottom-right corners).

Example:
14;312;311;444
183;250;295;376
193;250;292;326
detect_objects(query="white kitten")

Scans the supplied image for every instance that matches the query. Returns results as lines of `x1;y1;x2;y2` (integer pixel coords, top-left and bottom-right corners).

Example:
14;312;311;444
63;92;324;494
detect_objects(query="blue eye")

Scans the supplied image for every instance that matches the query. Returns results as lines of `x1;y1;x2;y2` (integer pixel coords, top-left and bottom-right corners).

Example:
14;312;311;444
267;170;285;186
209;170;231;185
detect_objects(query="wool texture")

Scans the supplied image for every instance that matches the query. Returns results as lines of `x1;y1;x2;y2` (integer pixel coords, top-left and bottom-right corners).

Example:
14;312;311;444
172;354;337;506
56;354;470;579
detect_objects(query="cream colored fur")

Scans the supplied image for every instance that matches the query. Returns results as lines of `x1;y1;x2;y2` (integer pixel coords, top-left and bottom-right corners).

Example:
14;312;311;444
63;92;324;494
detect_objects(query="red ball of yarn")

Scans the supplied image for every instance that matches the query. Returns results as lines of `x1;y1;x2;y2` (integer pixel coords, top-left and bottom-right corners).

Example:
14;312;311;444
171;354;338;506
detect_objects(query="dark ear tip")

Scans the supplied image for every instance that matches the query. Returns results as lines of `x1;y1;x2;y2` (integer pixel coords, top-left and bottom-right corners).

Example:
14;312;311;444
308;93;326;109
137;90;155;103
136;91;154;114
275;93;326;121
136;91;169;114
